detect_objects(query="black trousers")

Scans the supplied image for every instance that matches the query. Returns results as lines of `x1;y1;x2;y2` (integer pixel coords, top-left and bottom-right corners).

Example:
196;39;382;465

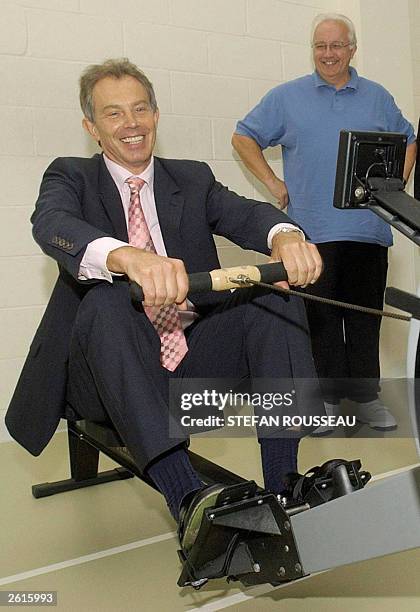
305;241;388;404
67;281;320;473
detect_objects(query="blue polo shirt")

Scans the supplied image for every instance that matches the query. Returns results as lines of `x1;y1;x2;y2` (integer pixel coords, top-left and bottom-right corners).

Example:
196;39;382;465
235;68;415;246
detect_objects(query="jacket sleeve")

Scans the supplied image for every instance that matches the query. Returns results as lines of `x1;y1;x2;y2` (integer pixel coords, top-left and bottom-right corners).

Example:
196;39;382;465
31;158;111;280
202;163;302;255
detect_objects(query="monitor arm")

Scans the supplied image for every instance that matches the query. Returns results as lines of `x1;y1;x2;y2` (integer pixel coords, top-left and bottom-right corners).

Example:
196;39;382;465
363;177;420;246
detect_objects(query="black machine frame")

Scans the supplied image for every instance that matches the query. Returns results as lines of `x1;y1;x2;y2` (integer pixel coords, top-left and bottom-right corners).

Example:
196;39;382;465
333;129;420;245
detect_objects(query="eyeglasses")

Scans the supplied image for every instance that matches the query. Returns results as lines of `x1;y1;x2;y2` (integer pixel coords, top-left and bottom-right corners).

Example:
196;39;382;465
312;42;351;52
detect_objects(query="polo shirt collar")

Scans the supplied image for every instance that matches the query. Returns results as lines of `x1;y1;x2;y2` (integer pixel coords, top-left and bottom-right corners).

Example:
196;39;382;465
312;66;359;91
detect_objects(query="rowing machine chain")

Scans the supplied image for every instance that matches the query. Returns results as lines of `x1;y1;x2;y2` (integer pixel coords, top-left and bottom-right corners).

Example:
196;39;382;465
230;275;410;322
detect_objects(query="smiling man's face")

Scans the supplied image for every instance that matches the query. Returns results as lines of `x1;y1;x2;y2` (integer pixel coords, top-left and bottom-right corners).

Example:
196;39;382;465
313;19;356;89
83;75;159;173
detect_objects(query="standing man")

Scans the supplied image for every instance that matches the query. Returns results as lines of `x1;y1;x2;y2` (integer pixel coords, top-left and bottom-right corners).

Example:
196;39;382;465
6;59;323;549
232;13;416;433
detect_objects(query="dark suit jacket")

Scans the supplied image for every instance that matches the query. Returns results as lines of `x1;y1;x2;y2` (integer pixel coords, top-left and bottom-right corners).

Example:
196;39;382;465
6;154;295;456
414;118;420;201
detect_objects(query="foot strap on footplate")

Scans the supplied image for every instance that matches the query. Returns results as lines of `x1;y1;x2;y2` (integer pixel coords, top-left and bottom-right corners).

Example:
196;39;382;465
177;458;371;590
177;480;305;590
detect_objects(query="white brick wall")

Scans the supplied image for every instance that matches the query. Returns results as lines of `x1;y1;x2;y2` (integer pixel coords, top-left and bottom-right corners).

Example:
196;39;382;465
208;33;283;80
0;207;41;257
0;3;27;55
27;10;124;61
282;43;313;81
0;307;46;360
0;157;52;204
6;0;391;441
124;23;209;72
80;0;170;23
171;73;250;118
410;1;420;120
0;57;83;108
33;109;96;157
247;0;317;43
171;0;247;34
0;108;34;156
155;115;213;159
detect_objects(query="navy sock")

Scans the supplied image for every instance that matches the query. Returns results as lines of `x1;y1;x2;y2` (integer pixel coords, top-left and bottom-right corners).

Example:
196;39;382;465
146;447;202;521
259;437;300;495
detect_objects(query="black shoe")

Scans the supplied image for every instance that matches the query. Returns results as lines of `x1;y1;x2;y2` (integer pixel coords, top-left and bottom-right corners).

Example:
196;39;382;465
288;459;371;507
275;472;302;507
178;484;225;552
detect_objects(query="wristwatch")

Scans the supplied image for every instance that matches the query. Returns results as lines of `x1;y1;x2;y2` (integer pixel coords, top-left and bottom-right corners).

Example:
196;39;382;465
276;227;306;241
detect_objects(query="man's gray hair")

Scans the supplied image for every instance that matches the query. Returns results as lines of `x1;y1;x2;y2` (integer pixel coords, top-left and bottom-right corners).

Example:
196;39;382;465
79;58;158;122
311;13;357;47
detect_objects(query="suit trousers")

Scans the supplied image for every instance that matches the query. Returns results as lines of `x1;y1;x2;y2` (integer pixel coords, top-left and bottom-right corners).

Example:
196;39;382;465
67;281;320;473
305;241;388;404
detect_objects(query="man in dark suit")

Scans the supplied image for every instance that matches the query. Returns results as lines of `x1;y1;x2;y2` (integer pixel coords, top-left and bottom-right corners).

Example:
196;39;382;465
6;59;322;548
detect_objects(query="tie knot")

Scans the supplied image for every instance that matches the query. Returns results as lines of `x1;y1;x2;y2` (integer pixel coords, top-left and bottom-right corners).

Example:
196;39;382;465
126;176;145;194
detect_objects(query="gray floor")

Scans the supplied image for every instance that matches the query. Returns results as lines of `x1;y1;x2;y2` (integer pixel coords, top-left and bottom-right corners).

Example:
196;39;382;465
1;429;420;611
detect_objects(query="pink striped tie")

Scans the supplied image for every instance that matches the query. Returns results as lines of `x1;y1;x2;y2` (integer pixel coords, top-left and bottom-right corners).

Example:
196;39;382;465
126;177;188;371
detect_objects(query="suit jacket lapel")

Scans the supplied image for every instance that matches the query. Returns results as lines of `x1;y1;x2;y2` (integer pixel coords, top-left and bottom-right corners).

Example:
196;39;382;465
95;155;185;253
153;157;185;259
97;155;129;242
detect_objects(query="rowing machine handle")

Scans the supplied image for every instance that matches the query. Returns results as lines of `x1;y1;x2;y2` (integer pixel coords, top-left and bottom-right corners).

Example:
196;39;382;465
130;262;287;303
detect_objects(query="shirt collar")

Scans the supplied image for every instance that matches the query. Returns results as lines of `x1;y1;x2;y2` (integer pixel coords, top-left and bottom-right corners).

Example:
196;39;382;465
103;154;155;191
312;66;359;91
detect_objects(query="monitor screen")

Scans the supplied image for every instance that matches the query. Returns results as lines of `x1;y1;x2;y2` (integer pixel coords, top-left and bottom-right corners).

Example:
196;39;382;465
333;130;407;209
